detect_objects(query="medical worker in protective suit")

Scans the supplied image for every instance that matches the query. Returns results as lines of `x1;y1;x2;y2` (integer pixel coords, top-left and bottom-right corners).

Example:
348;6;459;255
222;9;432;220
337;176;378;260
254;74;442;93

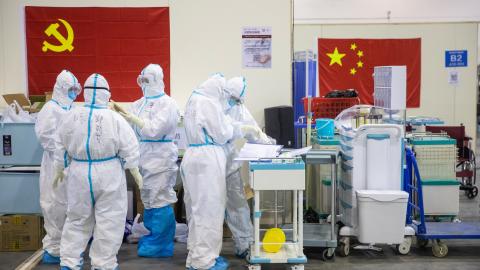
35;70;81;264
223;77;272;259
53;73;143;270
181;74;260;270
118;63;179;257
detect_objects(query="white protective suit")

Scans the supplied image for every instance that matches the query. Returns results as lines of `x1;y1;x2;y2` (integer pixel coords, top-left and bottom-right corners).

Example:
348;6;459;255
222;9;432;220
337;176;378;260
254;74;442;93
128;64;179;258
130;64;179;209
54;74;140;270
223;77;271;257
180;75;239;269
35;70;80;260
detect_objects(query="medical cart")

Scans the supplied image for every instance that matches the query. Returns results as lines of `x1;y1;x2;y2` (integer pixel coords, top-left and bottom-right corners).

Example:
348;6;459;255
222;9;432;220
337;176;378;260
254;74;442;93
0;123;43;214
306;136;339;218
408;134;459;217
404;147;480;257
303;149;337;260
335;105;414;256
247;159;307;270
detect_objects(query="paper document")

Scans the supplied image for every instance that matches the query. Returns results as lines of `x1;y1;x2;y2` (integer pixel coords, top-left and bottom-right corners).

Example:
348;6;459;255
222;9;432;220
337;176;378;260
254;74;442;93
235;143;283;161
279;146;312;157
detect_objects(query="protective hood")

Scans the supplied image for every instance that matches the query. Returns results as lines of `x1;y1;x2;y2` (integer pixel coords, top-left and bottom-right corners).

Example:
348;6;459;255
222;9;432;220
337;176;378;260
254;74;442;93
196;73;227;102
138;63;165;98
52;70;81;108
225;76;247;102
83;73;111;108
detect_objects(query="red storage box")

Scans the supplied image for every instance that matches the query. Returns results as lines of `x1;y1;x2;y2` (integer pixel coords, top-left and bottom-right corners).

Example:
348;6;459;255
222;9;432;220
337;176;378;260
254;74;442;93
303;97;360;120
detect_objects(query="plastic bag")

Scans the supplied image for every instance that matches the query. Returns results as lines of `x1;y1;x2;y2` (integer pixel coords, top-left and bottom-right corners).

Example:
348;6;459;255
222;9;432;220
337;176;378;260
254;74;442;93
125;214;150;244
1;101;36;123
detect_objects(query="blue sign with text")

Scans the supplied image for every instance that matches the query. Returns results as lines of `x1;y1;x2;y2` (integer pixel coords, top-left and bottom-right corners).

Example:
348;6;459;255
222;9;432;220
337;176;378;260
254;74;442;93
445;50;467;67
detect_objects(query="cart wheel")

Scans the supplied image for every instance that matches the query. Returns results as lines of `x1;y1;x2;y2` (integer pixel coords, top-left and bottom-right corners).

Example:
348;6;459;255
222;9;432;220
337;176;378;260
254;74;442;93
338;240;350;257
290;265;304;270
248;264;261;270
432;240;448;258
395;236;412;255
467;186;478;199
321;248;336;261
416;238;429;249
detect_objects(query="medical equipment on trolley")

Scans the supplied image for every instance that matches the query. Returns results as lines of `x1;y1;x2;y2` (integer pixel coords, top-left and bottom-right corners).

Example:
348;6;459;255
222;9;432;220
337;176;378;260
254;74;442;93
405;147;480;258
247;158;306;270
408;134;459;217
335;105;414;256
303;148;338;261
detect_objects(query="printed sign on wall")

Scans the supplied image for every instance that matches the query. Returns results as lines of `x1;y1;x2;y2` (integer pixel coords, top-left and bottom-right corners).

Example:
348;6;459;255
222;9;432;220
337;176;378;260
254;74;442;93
242;27;272;69
445;50;467;68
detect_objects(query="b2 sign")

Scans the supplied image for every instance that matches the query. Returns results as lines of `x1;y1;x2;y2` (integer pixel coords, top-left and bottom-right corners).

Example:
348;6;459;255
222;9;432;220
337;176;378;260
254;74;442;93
445;50;467;67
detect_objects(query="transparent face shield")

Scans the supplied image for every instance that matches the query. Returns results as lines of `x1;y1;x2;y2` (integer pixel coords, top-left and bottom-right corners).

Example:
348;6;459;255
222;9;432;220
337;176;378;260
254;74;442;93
137;74;155;87
228;96;243;107
67;82;82;100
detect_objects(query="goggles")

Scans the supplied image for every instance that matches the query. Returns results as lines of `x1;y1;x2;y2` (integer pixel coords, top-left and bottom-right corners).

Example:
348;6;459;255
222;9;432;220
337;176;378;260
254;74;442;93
228;96;243;106
137;74;155;87
68;83;82;95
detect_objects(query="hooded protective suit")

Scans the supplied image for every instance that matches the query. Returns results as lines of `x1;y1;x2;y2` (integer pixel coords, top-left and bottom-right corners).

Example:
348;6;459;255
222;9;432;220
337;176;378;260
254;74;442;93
35;70;81;264
126;64;179;257
180;74;238;270
223;77;271;257
54;74;140;270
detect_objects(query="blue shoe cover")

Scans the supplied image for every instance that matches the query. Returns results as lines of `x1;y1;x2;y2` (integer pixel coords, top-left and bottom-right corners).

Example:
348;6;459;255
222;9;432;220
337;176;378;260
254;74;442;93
186;257;229;270
60;267;72;270
210;256;229;270
138;205;176;258
42;250;60;264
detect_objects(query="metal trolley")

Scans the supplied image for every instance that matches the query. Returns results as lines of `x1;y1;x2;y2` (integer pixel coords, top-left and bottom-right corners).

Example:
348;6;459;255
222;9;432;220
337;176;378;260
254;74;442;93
247;159;307;270
404;147;480;257
303;149;337;260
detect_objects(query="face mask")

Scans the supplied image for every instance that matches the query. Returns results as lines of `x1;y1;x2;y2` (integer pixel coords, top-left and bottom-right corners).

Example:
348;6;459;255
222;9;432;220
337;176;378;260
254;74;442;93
228;98;237;107
68;89;77;100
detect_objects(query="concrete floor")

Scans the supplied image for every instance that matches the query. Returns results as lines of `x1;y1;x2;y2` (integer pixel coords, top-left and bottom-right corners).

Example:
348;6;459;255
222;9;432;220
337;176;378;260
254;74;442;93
1;139;480;270
0;193;476;270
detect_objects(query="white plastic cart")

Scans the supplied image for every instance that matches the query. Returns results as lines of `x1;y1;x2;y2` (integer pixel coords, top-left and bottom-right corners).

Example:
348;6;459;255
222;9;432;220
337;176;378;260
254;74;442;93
247;159;307;270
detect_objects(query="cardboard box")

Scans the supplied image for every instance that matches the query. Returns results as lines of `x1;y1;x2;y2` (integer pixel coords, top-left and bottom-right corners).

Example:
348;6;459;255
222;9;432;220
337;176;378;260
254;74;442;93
44;92;53;102
0;215;45;251
3;93;31;111
2;93;48;113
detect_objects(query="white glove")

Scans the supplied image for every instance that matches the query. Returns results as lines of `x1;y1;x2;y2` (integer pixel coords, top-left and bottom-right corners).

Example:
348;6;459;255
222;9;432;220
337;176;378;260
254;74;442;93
120;112;145;129
259;132;271;144
53;167;65;188
111;100;128;114
241;125;261;138
129;167;143;189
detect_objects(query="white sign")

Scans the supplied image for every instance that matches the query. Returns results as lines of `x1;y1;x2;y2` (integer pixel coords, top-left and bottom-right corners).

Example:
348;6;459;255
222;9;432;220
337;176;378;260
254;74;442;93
448;70;459;86
242;26;272;68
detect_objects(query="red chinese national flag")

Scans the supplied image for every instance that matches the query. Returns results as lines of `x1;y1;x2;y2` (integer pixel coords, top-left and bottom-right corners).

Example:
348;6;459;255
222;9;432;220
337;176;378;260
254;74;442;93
318;38;421;107
25;6;170;101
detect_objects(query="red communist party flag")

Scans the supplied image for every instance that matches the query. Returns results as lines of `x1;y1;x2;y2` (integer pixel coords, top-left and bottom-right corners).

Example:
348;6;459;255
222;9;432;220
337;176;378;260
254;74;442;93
318;38;421;107
25;6;170;101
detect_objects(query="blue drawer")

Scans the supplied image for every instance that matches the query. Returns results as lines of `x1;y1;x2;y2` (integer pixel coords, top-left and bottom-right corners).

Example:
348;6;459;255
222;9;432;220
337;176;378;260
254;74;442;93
0;123;43;166
0;171;41;214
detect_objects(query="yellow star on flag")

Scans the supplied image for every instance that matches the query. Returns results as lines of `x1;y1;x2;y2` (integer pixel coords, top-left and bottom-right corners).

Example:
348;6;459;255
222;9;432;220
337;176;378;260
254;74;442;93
350;68;357;75
326;47;346;66
357;61;364;68
350;43;357;51
357;50;364;57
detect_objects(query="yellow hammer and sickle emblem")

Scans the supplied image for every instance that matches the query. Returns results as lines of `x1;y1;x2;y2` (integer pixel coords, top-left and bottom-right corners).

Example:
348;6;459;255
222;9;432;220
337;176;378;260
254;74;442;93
42;18;74;53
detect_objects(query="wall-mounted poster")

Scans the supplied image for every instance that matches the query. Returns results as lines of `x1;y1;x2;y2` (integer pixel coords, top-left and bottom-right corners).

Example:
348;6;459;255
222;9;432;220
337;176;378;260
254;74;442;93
242;26;272;69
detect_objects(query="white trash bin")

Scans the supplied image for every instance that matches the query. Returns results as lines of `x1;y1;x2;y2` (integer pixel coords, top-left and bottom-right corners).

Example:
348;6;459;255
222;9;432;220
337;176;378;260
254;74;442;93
356;190;409;244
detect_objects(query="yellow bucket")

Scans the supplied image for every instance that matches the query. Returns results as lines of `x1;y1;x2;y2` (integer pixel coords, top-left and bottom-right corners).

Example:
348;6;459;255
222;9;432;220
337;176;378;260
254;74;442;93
262;228;286;253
